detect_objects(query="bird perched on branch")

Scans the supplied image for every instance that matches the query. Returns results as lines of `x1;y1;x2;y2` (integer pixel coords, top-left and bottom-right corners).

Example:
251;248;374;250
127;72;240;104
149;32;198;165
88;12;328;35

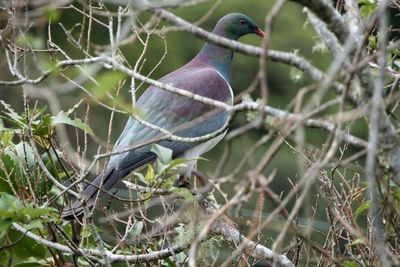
62;13;265;219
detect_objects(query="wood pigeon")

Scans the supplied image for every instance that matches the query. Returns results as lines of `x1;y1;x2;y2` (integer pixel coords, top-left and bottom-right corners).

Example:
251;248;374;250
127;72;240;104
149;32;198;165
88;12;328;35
62;13;265;219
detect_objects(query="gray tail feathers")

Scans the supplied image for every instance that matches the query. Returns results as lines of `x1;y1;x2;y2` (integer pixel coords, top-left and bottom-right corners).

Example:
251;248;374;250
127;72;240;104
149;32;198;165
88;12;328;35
61;153;156;220
61;168;121;220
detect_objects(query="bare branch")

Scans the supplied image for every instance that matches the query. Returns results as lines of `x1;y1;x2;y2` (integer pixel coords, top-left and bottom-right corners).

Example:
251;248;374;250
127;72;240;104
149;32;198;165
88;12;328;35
153;8;345;93
289;0;350;43
11;222;191;263
303;8;342;55
203;200;295;267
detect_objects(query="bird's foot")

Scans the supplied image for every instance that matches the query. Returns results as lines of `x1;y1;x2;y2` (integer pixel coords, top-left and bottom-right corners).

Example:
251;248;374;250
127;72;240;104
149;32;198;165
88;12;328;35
176;174;192;189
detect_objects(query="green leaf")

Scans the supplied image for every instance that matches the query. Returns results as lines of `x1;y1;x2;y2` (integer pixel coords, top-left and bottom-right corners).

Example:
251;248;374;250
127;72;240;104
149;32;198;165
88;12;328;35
0;153;14;193
163;257;176;267
20;207;57;219
354;200;371;219
1;129;14;146
344;260;361;267
87;70;126;99
44;6;60;23
49;186;64;205
157;161;170;175
52;112;94;136
33;114;53;137
0;193;22;219
0;192;56;225
350;238;364;246
12;262;44;267
0;218;12;239
132;172;145;183
151;144;174;174
151;144;172;165
168;158;190;170
360;3;377;19
8;229;47;260
368;35;377;49
130;221;144;240
171;188;196;202
144;165;155;184
23;219;44;231
2;142;54;196
143;192;152;209
0;250;9;266
0;100;25;128
358;0;375;4
3;142;35;190
15;142;35;168
393;190;400;204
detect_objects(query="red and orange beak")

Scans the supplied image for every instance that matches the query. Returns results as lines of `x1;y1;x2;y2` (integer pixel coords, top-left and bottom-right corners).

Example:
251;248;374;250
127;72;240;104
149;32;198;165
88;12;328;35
254;27;265;38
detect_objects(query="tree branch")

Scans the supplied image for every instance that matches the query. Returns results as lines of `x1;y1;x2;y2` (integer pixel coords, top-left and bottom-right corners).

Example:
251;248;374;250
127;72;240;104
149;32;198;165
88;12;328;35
203;200;294;267
289;0;350;44
153;8;345;94
11;222;191;263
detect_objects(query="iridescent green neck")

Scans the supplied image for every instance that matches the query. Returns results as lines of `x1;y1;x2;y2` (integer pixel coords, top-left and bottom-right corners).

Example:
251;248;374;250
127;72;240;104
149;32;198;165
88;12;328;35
190;23;237;83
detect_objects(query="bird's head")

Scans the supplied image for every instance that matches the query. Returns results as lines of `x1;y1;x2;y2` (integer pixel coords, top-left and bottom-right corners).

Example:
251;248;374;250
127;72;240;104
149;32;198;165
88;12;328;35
215;13;265;40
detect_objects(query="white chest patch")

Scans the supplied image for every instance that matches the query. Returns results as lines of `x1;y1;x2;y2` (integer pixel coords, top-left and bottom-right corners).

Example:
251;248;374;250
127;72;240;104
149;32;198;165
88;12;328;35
178;132;227;175
215;71;234;105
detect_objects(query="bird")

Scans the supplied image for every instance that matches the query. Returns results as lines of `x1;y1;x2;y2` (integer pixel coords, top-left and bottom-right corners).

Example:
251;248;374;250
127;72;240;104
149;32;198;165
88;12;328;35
61;13;265;219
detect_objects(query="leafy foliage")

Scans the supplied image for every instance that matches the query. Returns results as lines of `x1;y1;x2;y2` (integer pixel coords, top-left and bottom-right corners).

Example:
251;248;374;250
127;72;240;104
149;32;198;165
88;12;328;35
0;103;93;266
133;144;197;203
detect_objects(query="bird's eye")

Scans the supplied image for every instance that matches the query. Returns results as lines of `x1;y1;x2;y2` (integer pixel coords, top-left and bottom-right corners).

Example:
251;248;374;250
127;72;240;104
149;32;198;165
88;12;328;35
240;19;246;25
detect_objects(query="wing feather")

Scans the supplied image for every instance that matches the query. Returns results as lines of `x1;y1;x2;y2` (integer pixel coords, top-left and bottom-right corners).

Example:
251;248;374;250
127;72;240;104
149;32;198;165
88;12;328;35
109;67;232;166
